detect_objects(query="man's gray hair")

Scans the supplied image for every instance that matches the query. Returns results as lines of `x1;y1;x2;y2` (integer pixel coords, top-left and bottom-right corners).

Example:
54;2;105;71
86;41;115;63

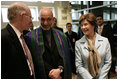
8;3;27;21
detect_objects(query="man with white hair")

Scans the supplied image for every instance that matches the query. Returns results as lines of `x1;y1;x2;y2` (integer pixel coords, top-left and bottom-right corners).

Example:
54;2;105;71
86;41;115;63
1;2;35;79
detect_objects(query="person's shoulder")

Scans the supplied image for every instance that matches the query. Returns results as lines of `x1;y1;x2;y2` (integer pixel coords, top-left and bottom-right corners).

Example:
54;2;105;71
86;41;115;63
96;33;108;42
53;28;67;37
57;26;63;30
65;31;68;34
53;28;62;33
25;29;36;41
104;24;112;29
1;26;9;38
56;26;63;32
1;28;7;38
1;24;9;33
75;35;85;44
26;27;40;35
72;31;77;35
72;31;77;33
1;27;7;33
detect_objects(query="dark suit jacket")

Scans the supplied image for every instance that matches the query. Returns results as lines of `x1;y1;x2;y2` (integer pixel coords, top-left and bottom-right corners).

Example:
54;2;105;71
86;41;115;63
65;31;78;74
65;31;78;50
97;25;115;55
1;24;31;79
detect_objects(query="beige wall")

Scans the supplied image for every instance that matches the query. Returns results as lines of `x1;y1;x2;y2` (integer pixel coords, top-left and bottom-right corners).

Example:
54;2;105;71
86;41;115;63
1;1;72;32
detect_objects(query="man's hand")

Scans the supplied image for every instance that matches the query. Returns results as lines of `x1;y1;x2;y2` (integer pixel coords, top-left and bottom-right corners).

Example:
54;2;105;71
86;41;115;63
49;69;62;79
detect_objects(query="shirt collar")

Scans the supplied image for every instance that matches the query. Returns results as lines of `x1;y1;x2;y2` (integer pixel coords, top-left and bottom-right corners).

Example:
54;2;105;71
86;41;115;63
98;24;104;29
9;23;22;39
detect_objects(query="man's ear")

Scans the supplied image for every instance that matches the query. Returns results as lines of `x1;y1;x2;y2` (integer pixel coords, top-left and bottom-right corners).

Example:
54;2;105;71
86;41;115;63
20;11;26;16
19;11;26;20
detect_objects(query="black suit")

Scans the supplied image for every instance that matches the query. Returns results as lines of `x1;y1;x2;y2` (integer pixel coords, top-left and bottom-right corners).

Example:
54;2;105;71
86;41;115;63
97;25;115;55
1;24;31;79
65;31;78;51
65;31;78;74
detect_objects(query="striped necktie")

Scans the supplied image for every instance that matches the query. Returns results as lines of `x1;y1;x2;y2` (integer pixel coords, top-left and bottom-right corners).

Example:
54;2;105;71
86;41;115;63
20;34;35;78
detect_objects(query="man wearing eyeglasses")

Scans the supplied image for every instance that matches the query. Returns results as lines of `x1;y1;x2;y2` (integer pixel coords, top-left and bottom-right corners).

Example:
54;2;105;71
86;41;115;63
1;2;35;79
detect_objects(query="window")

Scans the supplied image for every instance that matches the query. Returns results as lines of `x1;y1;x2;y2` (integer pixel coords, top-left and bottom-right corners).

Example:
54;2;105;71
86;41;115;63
1;5;38;22
111;11;117;20
72;24;78;33
29;6;38;21
1;6;9;22
23;1;38;2
83;10;88;14
83;1;87;5
90;1;92;5
103;11;110;20
70;1;81;4
111;1;117;8
71;9;81;20
103;1;110;7
41;1;54;3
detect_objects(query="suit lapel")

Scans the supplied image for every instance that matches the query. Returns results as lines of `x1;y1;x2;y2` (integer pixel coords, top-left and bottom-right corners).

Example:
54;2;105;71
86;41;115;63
6;24;28;63
79;35;89;51
7;24;22;51
95;33;103;49
79;33;103;51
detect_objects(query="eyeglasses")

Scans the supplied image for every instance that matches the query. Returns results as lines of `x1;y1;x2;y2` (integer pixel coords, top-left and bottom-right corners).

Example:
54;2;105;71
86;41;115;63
24;14;34;20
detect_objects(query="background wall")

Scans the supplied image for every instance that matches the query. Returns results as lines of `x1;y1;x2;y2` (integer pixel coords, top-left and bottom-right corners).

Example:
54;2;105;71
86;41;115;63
1;1;72;32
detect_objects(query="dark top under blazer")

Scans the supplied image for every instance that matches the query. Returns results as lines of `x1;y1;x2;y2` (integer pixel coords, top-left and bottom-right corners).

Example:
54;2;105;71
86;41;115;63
1;24;31;79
